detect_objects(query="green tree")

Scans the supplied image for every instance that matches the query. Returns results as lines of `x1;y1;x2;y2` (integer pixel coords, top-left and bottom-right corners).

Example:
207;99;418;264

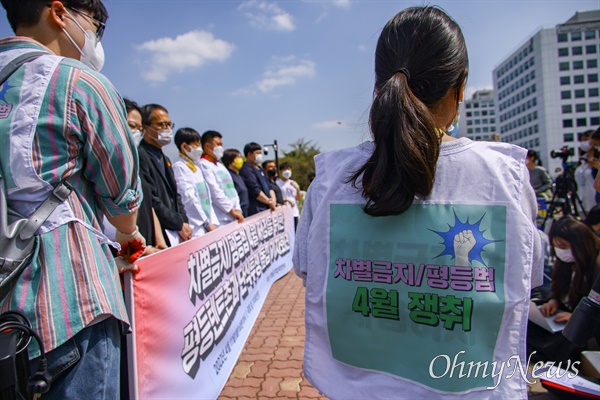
279;138;320;191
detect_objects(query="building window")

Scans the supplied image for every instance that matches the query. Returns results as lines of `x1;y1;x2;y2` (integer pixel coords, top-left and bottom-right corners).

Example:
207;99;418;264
473;102;479;108
559;62;570;71
560;76;571;85
490;118;496;123
562;105;572;113
466;112;472;117
586;31;597;40
467;128;473;134
534;125;539;133
475;128;481;133
576;103;586;112
589;59;599;68
590;88;600;97
563;119;573;128
575;89;585;98
592;117;600;126
561;90;571;99
590;102;600;111
564;133;574;142
574;75;584;84
587;45;598;54
572;32;582;41
466;103;471;109
577;118;587;127
572;46;583;55
573;60;584;70
558;48;569;57
558;33;568;42
589;74;599;83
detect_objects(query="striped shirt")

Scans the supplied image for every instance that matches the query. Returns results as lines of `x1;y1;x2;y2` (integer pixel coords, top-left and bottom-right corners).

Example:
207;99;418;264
0;37;141;357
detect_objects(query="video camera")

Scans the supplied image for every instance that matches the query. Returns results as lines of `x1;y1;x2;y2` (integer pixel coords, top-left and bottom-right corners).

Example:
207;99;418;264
550;146;575;161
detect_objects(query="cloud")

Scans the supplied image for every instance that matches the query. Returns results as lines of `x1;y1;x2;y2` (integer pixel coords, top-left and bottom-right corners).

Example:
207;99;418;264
313;120;344;129
137;30;235;82
332;0;351;8
235;56;316;95
239;1;296;31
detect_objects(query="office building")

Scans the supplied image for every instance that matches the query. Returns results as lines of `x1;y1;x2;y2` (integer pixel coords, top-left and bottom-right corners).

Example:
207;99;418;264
493;10;600;172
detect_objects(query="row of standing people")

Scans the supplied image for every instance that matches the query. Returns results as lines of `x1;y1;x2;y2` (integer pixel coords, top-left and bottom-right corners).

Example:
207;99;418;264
118;99;301;254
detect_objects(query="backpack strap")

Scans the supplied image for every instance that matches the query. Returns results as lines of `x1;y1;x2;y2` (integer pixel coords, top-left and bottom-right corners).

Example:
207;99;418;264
0;51;48;86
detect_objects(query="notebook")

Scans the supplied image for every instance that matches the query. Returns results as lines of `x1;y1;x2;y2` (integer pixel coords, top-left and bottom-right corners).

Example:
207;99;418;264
528;301;567;333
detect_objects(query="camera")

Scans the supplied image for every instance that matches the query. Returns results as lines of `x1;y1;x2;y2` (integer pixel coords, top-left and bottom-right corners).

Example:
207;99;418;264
550;146;575;160
563;275;600;346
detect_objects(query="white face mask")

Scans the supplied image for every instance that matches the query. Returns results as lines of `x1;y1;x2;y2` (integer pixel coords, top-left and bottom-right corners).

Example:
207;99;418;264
554;247;576;263
282;170;292;179
62;10;105;72
131;129;143;146
254;153;264;165
581;142;592;152
150;128;172;146
213;145;224;160
184;145;203;162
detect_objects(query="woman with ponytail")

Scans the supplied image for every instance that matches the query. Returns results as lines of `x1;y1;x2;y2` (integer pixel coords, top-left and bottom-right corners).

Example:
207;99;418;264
293;6;543;399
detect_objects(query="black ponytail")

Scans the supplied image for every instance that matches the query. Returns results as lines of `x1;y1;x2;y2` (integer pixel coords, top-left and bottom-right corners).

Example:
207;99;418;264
349;6;468;217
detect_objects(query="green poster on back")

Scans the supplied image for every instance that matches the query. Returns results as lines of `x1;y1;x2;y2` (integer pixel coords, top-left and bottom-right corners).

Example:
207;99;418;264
327;203;507;392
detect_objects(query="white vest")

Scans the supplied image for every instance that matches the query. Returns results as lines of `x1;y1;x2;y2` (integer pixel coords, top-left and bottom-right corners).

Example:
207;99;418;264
294;138;543;399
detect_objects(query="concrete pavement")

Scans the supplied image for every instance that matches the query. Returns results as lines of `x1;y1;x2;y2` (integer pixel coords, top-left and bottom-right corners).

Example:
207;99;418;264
219;270;558;399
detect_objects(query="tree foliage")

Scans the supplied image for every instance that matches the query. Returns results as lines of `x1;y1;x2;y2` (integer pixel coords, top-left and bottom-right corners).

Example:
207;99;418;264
279;138;320;191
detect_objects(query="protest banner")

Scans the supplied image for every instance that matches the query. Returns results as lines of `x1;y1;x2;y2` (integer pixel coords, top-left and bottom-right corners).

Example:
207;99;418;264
124;206;295;399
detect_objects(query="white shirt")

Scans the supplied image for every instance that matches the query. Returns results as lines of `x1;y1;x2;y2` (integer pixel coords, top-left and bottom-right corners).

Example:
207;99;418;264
575;162;597;212
277;178;300;217
199;157;241;225
294;138;543;400
172;156;219;237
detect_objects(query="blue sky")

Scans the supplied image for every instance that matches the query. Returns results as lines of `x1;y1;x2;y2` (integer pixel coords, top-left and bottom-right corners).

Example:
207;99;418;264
1;0;598;160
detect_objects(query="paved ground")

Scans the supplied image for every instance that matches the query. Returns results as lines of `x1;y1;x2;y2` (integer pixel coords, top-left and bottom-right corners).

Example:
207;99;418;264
219;270;559;399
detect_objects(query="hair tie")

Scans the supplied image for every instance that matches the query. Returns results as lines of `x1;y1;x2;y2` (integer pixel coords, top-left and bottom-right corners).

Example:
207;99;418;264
396;67;411;81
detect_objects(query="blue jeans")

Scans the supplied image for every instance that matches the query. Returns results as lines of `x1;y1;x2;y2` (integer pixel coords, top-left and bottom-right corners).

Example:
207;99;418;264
33;316;122;400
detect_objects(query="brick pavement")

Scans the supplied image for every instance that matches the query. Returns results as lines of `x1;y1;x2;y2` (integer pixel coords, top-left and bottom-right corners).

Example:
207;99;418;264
219;270;557;399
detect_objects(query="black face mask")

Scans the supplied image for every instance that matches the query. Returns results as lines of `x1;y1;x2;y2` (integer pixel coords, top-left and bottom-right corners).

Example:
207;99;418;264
267;169;277;178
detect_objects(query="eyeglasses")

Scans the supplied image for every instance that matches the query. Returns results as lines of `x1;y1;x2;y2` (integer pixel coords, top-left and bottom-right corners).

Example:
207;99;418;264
149;121;175;130
67;7;106;41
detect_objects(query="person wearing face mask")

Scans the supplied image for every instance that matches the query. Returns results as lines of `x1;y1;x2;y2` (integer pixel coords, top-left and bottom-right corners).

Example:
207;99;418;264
0;1;145;398
138;103;193;246
199;130;244;225
172;128;219;237
239;142;276;216
222;149;250;218
262;160;284;206
575;131;599;213
276;162;301;230
531;216;600;362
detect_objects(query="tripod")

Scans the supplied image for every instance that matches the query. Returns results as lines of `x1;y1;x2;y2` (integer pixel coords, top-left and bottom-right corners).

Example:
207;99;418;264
542;159;586;229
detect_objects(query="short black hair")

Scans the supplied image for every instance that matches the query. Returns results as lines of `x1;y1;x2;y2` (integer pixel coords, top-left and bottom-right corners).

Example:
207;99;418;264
175;127;201;151
243;142;261;158
201;130;222;147
279;162;292;170
222;148;241;168
262;160;275;169
140;103;168;126
123;98;140;116
585;205;600;227
1;0;108;33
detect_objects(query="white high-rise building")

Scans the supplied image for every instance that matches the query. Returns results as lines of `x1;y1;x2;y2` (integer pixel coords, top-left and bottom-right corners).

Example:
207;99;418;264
493;10;600;173
458;89;498;141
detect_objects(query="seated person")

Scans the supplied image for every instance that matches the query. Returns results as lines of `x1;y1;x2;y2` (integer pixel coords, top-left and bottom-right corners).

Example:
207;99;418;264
172;127;219;237
222;149;250;217
585;204;600;237
529;216;600;362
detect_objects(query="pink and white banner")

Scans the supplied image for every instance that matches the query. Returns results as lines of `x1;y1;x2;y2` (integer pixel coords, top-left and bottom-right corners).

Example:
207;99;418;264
124;206;295;399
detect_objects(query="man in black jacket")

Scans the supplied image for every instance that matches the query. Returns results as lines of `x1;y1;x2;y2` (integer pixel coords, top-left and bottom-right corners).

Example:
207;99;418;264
138;103;192;246
239;142;276;216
